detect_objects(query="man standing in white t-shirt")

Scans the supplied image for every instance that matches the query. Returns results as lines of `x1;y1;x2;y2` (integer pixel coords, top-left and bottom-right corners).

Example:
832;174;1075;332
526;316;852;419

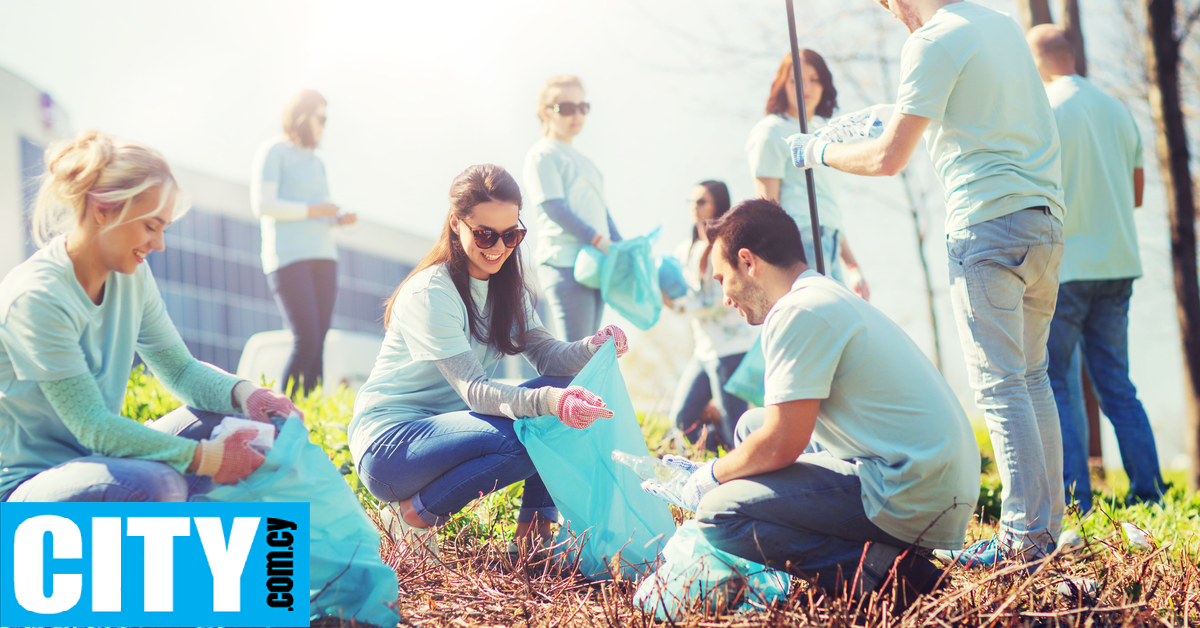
1026;25;1166;515
786;0;1067;567
642;200;978;606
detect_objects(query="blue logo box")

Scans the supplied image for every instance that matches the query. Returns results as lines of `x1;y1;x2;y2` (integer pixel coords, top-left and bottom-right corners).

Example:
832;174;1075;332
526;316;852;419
0;502;310;627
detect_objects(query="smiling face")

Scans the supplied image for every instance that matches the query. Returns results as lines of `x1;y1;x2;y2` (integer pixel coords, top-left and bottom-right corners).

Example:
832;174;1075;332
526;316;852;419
543;85;586;140
709;238;772;325
452;200;521;280
94;186;173;275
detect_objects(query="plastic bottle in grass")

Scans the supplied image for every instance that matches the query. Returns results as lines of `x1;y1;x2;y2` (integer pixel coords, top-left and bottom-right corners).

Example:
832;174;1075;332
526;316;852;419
612;450;690;484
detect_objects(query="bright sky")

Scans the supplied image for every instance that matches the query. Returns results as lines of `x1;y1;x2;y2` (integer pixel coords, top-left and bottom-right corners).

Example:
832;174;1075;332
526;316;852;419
0;0;1189;469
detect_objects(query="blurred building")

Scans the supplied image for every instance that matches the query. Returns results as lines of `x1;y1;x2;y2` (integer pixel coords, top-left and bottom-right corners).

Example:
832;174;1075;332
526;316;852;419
1;66;431;375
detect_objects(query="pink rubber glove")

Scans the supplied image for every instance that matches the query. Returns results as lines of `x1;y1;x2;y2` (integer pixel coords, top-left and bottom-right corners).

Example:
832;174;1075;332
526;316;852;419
233;382;303;422
551;386;614;429
587;324;629;358
194;428;266;485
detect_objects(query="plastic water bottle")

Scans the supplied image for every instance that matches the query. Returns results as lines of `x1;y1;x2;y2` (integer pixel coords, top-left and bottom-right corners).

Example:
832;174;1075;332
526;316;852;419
611;450;689;484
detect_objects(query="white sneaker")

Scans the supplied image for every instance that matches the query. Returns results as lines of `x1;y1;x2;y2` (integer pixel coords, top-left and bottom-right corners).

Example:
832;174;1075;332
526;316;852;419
379;502;439;557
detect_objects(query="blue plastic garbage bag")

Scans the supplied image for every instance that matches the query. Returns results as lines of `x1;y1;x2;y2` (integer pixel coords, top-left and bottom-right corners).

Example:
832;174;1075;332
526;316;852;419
574;244;606;290
514;339;676;580
724;336;765;407
657;256;688;300
634;520;791;620
193;418;399;627
572;227;664;330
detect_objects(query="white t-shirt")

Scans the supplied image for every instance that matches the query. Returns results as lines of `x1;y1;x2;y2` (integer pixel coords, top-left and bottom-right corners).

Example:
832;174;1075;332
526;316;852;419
672;239;758;361
348;264;541;459
746;114;843;232
762;270;978;548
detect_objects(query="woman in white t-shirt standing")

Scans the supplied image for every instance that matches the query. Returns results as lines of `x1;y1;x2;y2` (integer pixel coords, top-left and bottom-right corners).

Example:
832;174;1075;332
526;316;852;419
746;51;868;298
349;164;628;556
251;89;357;396
523;75;623;341
665;181;759;452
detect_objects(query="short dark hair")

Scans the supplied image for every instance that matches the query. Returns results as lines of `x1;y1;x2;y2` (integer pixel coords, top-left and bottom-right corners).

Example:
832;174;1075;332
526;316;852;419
703;199;806;271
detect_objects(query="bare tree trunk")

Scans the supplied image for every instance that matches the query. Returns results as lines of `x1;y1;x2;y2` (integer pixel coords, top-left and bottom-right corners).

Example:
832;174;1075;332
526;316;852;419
1060;0;1088;75
1144;0;1200;491
1017;0;1053;31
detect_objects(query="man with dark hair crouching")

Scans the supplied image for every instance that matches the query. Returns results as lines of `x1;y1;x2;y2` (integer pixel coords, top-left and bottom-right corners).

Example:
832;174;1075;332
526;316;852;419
642;199;979;608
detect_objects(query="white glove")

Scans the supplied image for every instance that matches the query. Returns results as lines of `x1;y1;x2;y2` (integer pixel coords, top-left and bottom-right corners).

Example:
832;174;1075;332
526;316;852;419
641;459;719;511
815;104;894;144
787;133;830;170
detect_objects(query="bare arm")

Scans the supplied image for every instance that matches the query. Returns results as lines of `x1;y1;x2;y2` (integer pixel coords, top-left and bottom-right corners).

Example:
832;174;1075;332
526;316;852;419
820;113;931;177
755;177;781;203
712;399;818;482
1134;168;1145;208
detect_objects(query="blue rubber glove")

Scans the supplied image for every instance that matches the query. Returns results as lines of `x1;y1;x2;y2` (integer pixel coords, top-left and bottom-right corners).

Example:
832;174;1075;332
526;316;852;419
787;133;830;170
641;459;720;511
815;104;893;144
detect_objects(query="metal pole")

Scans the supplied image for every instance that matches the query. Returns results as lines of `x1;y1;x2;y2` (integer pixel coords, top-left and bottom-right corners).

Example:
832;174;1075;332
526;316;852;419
786;0;826;274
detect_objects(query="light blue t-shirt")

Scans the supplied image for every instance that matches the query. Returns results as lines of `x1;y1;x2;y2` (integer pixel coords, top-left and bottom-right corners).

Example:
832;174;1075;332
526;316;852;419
762;270;978;548
348;264;542;460
1047;75;1144;282
253;138;339;274
746;114;843;232
523;138;611;267
895;1;1065;232
0;237;184;499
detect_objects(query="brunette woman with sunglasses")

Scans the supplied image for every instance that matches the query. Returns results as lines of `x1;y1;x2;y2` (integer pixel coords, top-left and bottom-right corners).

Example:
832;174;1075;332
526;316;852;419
349;164;629;557
663;181;759;452
746;51;869;299
250;89;357;397
523;75;624;341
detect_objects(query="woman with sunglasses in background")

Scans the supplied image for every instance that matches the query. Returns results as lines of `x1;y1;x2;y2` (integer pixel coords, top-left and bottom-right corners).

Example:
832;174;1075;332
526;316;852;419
523;75;624;341
251;89;357;397
663;180;759;453
746;51;869;299
349;164;629;557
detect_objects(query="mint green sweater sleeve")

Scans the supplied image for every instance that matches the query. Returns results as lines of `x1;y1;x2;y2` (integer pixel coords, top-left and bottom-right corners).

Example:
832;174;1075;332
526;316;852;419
140;343;242;415
37;374;197;473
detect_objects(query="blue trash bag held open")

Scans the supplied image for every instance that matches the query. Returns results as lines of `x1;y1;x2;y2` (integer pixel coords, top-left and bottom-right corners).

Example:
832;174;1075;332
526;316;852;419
573;228;664;330
634;520;791;620
514;339;676;580
724;336;765;407
193;418;399;627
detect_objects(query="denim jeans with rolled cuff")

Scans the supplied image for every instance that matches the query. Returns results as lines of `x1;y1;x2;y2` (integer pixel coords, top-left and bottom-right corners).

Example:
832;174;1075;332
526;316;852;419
356;375;567;527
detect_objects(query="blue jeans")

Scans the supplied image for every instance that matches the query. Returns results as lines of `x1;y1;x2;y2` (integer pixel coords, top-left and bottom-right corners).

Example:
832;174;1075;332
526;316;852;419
1047;279;1164;513
356;375;568;526
268;259;338;395
799;226;842;283
696;411;906;595
670;353;748;452
947;207;1064;553
5;406;226;502
538;265;604;342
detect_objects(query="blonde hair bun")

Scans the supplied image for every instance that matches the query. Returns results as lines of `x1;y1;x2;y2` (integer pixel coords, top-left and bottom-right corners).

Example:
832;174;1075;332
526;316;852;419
33;130;188;246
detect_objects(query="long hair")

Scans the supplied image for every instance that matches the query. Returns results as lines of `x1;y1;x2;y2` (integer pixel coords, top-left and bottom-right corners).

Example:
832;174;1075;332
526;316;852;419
383;164;531;356
765;49;837;118
692;180;732;242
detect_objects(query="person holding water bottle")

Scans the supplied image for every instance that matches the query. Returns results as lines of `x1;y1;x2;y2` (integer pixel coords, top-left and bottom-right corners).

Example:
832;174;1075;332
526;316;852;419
251;89;357;396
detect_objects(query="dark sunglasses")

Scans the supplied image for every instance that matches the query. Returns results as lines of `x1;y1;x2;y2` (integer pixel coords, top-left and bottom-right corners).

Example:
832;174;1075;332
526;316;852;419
463;219;527;249
546;101;591;116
